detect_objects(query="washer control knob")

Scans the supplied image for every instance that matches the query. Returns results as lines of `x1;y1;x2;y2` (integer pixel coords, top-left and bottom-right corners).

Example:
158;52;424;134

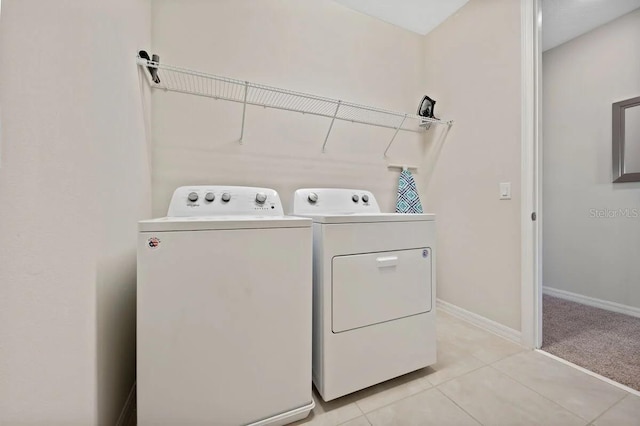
352;194;360;203
308;192;318;203
221;192;231;202
362;194;369;203
255;192;267;204
204;192;215;202
188;192;199;202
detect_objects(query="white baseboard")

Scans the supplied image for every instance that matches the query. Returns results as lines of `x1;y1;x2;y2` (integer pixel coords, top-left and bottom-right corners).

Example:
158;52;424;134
436;299;522;344
116;382;136;426
543;287;640;319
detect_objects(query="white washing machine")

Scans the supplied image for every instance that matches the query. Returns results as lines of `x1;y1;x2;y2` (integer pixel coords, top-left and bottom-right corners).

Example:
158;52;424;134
292;188;436;401
137;186;314;426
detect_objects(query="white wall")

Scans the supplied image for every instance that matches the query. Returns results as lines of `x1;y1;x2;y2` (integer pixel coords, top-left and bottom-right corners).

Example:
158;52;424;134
0;1;151;424
543;9;640;308
151;0;426;217
421;0;523;331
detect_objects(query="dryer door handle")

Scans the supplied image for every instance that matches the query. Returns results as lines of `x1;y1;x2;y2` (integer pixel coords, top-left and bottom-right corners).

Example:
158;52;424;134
376;256;399;268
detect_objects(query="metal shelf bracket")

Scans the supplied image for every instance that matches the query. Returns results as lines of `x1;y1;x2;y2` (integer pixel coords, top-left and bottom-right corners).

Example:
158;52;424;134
322;101;342;153
239;81;249;144
383;114;408;157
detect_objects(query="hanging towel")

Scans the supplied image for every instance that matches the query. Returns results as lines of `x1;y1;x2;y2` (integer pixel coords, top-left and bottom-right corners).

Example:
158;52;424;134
396;169;423;213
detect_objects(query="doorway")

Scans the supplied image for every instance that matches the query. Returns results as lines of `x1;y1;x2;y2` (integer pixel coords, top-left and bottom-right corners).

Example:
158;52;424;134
525;0;640;392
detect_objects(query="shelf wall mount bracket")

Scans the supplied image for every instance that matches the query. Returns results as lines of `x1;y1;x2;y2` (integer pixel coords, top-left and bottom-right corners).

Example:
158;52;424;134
239;81;249;144
383;114;408;158
322;100;342;153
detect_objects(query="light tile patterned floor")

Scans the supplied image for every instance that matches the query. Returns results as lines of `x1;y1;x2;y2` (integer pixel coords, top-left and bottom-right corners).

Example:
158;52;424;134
292;311;640;426
131;310;640;425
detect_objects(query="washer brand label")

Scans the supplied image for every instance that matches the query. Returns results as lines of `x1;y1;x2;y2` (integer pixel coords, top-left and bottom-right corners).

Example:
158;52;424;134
422;249;429;258
148;237;161;249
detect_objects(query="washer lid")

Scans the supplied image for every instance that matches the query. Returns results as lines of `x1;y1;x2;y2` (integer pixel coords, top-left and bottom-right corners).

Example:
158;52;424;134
295;212;435;224
139;215;312;232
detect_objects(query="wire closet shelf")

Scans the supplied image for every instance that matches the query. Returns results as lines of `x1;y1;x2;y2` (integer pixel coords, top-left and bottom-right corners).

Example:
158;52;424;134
137;56;453;154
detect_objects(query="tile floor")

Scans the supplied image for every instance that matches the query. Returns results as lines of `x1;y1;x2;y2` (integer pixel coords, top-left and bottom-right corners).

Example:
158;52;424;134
291;311;640;426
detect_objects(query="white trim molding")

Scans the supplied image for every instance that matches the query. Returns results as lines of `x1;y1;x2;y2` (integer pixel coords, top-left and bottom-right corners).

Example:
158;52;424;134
116;382;136;426
520;0;543;349
437;299;522;343
543;287;640;319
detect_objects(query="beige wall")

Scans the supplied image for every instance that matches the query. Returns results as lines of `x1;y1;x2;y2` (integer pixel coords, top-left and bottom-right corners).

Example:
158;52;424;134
151;0;426;217
151;0;524;332
421;0;523;331
0;1;151;424
543;9;640;308
0;2;526;422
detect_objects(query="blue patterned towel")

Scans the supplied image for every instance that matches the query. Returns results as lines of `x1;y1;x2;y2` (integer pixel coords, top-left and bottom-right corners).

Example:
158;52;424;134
396;169;423;213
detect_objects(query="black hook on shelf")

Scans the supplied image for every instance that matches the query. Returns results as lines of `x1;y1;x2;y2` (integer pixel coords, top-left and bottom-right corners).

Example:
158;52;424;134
138;50;160;84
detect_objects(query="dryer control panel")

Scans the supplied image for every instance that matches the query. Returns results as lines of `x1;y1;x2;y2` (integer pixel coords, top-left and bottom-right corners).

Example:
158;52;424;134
292;188;380;214
167;186;284;217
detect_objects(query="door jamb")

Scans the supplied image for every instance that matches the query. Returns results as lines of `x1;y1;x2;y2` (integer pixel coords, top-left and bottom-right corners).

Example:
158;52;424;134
520;0;543;349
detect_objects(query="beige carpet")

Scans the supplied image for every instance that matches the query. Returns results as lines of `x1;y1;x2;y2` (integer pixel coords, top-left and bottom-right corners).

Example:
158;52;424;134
543;294;640;391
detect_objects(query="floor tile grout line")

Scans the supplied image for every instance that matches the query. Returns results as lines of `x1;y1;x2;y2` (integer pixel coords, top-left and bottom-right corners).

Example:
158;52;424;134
583;393;630;426
485;363;619;423
487;349;528;367
354;379;434;415
434;387;485;425
353;397;366;416
437;341;496;367
362;411;374;426
429;362;489;388
336;414;372;426
320;404;362;426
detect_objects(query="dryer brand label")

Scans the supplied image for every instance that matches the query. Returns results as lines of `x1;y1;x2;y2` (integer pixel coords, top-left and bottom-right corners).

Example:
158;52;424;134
148;237;161;249
422;249;429;258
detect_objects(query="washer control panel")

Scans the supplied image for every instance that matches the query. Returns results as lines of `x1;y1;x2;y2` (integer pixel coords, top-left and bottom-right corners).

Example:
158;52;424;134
167;186;285;217
292;188;380;214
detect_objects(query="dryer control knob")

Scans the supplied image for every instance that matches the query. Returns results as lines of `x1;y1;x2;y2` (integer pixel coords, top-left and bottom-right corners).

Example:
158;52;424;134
352;194;360;203
204;192;215;202
308;192;318;203
255;192;267;204
362;194;369;203
221;192;231;202
188;192;199;202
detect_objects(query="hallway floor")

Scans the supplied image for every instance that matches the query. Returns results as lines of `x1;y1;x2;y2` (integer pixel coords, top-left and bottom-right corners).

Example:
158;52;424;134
543;294;640;392
542;294;640;392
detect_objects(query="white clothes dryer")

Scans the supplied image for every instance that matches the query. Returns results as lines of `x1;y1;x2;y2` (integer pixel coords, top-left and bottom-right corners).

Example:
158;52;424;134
137;186;314;425
293;188;436;401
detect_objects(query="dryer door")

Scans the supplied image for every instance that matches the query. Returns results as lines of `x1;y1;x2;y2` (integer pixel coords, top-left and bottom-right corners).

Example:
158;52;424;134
332;247;432;333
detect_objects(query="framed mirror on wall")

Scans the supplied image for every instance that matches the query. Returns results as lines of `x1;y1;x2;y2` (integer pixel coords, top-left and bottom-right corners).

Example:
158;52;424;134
613;95;640;183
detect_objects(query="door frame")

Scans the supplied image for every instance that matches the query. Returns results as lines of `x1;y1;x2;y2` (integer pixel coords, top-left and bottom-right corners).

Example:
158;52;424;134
520;0;543;349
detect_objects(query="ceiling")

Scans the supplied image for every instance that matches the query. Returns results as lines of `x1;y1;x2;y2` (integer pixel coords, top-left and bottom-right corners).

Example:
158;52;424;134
332;0;469;35
333;0;640;53
542;0;640;51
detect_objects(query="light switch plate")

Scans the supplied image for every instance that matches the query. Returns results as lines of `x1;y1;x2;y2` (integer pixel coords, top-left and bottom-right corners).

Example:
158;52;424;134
500;182;511;200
